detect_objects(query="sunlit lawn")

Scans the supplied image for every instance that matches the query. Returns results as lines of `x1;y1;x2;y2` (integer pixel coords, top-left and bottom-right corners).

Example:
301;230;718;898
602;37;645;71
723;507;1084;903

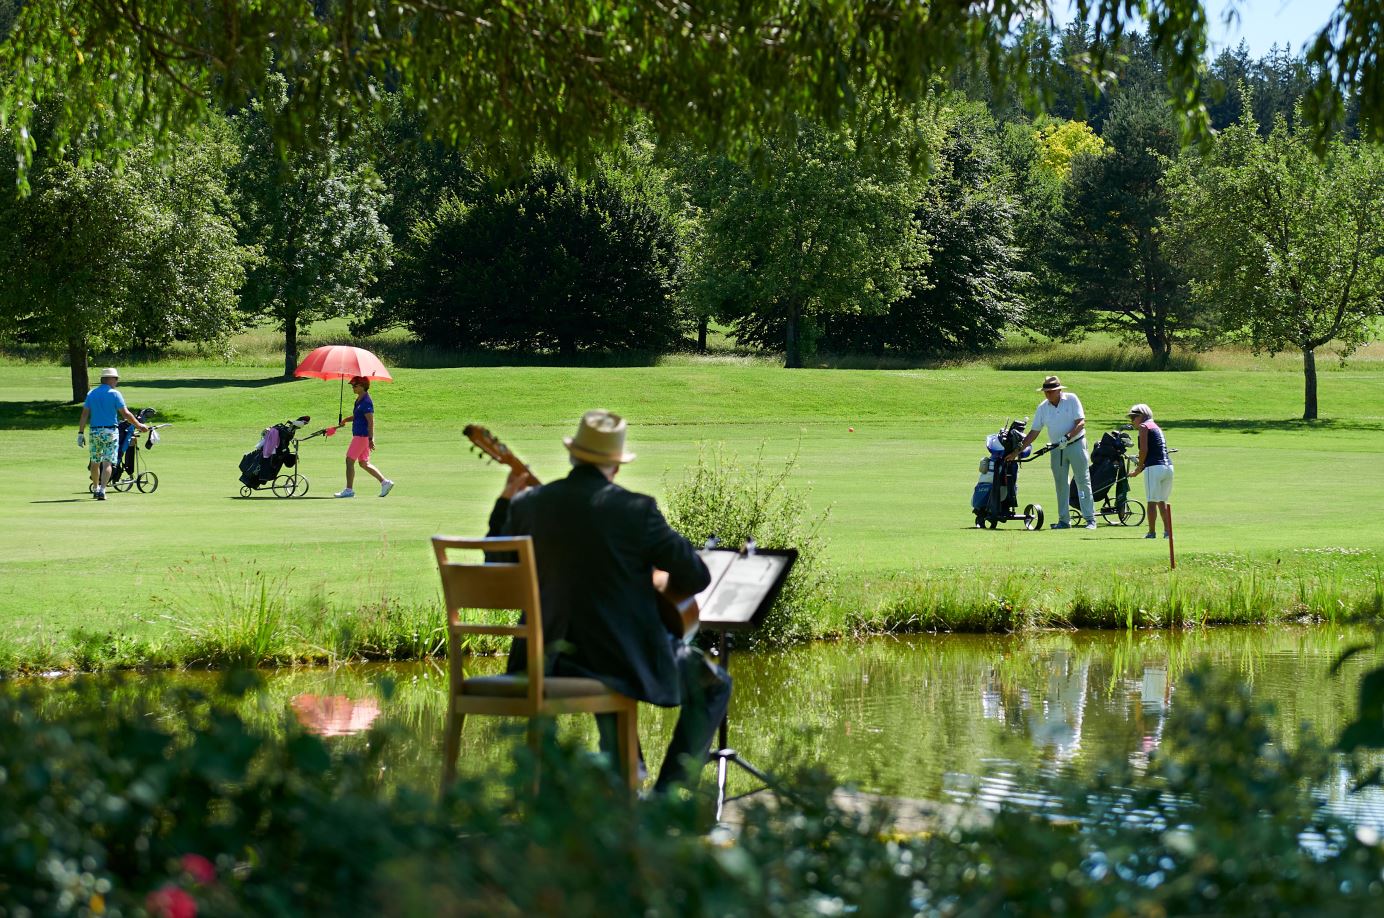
2;333;1381;645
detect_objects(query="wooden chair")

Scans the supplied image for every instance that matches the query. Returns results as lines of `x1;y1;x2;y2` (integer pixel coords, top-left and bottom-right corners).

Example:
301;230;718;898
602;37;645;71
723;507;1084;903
433;535;640;793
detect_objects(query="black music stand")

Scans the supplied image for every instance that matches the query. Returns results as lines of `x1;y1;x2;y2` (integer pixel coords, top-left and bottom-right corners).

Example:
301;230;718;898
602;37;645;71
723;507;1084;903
692;547;798;821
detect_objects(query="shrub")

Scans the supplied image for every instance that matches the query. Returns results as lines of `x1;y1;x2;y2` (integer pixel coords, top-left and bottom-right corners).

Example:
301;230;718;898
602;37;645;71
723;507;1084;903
662;447;831;648
2;668;1384;915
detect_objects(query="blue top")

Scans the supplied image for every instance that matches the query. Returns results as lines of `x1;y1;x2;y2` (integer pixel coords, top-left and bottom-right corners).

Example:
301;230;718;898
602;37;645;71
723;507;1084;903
1140;420;1170;467
351;393;374;437
83;384;126;428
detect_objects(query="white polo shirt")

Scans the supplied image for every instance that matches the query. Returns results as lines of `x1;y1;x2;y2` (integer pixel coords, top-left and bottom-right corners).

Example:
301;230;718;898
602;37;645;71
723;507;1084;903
1031;392;1085;442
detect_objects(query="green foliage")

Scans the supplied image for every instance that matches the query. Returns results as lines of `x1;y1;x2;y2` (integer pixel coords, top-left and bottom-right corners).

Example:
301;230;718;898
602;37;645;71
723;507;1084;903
819;101;1026;355
1033;117;1107;180
681;115;930;367
663;448;830;648
231;72;392;378
390;157;690;356
1034;92;1192;364
1164;105;1384;419
0;2;1222;189
0;113;250;399
4;665;1384;914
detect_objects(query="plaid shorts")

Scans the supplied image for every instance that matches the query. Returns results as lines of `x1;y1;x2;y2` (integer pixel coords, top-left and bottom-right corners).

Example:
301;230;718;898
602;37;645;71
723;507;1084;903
88;428;119;464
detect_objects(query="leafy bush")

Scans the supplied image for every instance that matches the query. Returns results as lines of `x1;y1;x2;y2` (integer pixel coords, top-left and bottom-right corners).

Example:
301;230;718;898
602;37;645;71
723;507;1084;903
3;668;1384;915
663;447;831;648
390;161;691;357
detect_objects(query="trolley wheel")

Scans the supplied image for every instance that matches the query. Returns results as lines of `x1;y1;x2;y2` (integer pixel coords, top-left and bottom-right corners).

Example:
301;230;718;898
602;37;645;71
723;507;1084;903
271;476;298;498
1023;504;1045;531
111;476;135;493
136;472;159;494
239;485;253;498
1119;500;1145;527
293;474;309;497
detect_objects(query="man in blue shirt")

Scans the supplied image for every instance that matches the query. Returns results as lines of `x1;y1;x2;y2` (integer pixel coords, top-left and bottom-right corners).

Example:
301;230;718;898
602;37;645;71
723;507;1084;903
77;368;149;501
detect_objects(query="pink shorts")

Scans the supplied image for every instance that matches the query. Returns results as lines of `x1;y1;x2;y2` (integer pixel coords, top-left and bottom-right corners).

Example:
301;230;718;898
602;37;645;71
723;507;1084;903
346;435;372;461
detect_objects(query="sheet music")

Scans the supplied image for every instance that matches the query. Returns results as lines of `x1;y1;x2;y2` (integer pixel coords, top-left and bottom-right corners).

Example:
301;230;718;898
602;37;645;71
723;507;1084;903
697;551;793;627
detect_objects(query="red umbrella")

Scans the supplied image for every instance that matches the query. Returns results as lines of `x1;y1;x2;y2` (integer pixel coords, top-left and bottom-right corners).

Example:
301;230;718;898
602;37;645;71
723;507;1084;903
293;345;393;426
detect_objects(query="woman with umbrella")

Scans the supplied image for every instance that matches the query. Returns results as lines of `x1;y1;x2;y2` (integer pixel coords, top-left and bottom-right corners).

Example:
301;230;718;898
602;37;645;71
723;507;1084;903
333;375;394;498
292;345;396;499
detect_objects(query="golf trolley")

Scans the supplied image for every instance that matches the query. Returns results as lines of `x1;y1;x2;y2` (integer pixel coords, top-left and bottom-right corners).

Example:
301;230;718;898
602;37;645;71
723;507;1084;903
1070;429;1144;527
971;419;1051;530
1069;429;1178;527
88;408;172;495
238;416;329;498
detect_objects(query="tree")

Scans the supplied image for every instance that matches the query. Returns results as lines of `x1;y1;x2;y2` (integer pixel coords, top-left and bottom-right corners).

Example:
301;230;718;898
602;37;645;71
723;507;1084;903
0;2;1234;188
392;159;689;357
1034;92;1191;364
0;117;249;402
819;102;1026;355
681;117;928;367
1163;108;1384;420
232;74;392;379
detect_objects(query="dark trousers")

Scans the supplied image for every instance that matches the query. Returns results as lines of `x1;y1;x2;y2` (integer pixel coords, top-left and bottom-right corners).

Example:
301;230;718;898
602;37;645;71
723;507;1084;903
596;637;732;791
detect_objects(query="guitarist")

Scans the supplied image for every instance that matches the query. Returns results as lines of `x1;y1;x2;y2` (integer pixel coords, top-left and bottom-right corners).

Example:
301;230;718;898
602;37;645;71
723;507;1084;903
486;409;732;792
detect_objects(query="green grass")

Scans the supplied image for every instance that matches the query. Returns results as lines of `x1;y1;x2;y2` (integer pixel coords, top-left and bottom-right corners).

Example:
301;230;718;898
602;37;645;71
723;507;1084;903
1;331;1382;670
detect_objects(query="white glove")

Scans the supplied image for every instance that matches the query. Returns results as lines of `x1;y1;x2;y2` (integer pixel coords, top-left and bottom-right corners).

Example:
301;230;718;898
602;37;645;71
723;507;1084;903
77;432;85;448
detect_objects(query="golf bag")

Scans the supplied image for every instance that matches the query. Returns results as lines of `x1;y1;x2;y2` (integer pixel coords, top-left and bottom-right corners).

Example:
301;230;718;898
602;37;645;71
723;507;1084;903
972;419;1040;529
239;417;307;489
1071;429;1133;506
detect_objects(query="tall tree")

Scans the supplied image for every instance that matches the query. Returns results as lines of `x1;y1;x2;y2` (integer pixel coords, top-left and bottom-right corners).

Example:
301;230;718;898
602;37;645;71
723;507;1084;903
1164;108;1384;420
0;116;249;401
1034;92;1190;364
232;73;392;379
681;117;928;367
0;2;1232;189
391;158;690;357
819;102;1026;355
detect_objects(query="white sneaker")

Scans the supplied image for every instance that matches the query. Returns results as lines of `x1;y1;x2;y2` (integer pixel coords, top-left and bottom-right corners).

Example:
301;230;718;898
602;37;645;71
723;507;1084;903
379;480;394;498
334;488;355;498
1085;522;1098;530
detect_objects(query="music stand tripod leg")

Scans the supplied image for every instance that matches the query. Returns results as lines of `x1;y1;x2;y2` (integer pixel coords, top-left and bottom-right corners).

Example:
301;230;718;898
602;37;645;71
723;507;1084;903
709;630;799;823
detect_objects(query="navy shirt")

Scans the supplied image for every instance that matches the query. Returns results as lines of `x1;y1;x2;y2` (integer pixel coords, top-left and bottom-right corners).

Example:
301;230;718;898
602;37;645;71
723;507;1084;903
351;394;374;437
1141;420;1170;467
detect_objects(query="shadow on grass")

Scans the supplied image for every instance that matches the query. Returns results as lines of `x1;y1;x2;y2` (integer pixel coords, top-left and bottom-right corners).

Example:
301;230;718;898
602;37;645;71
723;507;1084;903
0;401;196;430
131;376;288;390
1171;417;1384;433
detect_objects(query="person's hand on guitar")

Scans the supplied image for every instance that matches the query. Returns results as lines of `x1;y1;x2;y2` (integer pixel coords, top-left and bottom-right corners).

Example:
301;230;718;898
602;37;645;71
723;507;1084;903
500;467;539;499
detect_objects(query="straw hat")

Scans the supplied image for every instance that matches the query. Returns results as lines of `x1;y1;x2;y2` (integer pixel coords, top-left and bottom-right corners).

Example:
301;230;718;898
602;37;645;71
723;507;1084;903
99;367;120;380
564;409;637;465
1036;375;1065;392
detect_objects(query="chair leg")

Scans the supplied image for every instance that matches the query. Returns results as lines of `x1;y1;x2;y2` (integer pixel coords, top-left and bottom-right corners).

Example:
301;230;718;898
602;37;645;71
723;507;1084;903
617;702;640;793
440;705;464;797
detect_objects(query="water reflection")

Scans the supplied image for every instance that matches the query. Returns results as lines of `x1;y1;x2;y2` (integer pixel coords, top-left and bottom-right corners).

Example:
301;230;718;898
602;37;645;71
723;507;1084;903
15;626;1383;826
290;693;383;737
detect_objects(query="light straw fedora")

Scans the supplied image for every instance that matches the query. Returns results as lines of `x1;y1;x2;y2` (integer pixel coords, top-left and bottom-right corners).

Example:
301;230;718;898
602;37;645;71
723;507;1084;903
564;409;637;464
1036;375;1065;392
99;367;120;380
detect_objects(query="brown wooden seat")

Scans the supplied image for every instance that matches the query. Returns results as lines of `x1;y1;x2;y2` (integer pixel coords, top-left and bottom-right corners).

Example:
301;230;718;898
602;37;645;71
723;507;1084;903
433;535;640;793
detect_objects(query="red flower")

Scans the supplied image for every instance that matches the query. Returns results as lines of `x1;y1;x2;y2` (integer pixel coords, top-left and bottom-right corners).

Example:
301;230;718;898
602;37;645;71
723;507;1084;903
179;853;217;887
146;885;198;918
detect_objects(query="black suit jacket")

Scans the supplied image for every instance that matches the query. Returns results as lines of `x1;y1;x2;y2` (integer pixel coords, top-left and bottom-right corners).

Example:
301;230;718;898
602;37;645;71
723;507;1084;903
488;464;710;707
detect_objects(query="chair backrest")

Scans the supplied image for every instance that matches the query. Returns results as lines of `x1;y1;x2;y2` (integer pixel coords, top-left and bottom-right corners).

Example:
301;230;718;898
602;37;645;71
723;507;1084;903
432;536;544;704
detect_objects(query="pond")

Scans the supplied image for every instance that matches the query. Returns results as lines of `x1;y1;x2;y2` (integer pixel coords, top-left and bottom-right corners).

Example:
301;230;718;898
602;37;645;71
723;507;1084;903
29;625;1384;826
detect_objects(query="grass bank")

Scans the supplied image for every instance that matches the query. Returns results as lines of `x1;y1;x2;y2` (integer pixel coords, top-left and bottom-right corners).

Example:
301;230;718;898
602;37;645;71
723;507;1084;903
1;339;1382;671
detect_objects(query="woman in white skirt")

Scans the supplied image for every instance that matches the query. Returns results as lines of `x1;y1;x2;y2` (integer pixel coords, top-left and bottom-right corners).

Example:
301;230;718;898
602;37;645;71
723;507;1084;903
1127;404;1173;539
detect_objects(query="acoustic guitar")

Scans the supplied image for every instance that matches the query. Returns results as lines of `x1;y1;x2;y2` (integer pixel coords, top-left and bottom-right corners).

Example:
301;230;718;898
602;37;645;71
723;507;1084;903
464;424;701;640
